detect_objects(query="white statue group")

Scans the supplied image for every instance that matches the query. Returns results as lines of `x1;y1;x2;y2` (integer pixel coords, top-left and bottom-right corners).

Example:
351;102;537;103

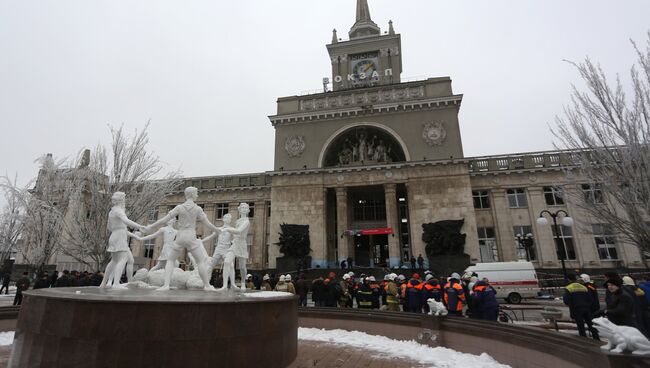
102;187;250;292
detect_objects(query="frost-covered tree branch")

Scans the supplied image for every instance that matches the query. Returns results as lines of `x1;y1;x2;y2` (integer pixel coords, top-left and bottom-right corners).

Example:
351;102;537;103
60;123;182;270
554;31;650;257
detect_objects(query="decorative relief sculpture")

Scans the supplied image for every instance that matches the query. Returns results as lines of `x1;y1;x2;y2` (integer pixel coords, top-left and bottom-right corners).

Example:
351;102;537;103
285;136;306;158
324;127;405;167
593;317;650;354
422;121;447;146
298;86;424;112
100;192;145;289
422;220;467;257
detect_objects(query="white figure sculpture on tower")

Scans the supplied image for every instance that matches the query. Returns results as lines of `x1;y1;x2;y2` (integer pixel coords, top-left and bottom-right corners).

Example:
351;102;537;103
145;187;220;291
100;192;145;288
131;218;177;272
219;203;251;291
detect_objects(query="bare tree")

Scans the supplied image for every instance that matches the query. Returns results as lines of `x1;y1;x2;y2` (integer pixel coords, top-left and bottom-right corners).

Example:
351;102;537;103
0;155;69;273
60;123;182;270
0;174;25;262
554;32;650;257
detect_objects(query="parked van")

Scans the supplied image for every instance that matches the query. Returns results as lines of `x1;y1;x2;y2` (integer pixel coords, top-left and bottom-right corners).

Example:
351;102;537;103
463;261;540;304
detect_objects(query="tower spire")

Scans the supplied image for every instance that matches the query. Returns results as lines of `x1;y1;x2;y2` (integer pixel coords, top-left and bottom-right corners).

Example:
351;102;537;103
356;0;372;22
349;0;380;39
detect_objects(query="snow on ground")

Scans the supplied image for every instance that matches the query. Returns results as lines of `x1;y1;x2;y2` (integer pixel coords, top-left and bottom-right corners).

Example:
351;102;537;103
0;331;14;346
298;328;510;368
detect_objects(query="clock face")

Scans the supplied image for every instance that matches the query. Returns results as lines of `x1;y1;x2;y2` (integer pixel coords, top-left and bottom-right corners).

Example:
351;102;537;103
352;59;378;81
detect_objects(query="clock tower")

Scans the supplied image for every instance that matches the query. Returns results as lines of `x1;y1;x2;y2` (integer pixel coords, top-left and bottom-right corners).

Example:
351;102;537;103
327;0;403;91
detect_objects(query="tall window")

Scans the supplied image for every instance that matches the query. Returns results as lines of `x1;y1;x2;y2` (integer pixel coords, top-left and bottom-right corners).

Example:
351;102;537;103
147;208;159;222
543;186;565;206
506;188;528;208
592;224;618;260
247;202;255;218
582;184;603;204
552;225;576;260
478;227;498;262
215;203;229;219
144;239;155;258
513;225;536;261
472;190;490;209
353;198;386;221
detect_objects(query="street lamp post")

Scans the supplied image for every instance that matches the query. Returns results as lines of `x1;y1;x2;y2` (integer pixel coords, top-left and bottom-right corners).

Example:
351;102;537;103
515;233;534;261
536;210;574;281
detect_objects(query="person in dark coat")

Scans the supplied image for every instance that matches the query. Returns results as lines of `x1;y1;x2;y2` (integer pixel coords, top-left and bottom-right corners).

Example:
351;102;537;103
13;272;30;306
0;272;10;294
91;271;103;286
622;276;650;338
323;278;339;307
421;277;442;314
563;273;599;339
580;274;600;314
311;276;326;307
295;273;309;307
33;271;50;289
356;278;374;309
55;270;72;288
368;276;381;309
406;278;423;313
471;280;500;321
49;270;58;288
417;254;424;270
604;278;636;328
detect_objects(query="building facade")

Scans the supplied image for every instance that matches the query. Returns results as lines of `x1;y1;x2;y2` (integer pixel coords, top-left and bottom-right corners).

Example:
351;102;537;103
54;1;647;273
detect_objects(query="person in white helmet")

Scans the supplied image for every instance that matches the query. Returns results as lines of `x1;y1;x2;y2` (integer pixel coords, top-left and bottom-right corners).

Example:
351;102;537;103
275;275;289;292
245;274;255;290
385;273;400;311
285;274;296;294
260;274;272;291
579;273;600;314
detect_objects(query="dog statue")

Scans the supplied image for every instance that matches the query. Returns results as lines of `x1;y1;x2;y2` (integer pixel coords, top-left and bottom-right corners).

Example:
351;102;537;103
592;317;650;355
427;298;448;316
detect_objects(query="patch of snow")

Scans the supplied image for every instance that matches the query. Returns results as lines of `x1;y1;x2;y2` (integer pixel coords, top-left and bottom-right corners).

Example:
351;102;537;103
298;328;510;368
0;331;14;346
243;291;293;298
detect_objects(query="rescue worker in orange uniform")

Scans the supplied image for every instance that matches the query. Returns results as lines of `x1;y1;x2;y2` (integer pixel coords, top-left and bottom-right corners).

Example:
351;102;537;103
421;275;442;314
443;272;466;316
406;274;425;313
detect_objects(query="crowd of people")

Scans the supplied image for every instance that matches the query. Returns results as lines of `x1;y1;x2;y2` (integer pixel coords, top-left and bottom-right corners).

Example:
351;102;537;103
5;270;105;306
8;267;650;341
243;270;500;321
563;272;650;340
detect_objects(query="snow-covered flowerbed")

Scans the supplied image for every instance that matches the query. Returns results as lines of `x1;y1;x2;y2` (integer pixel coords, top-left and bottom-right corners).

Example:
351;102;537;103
298;327;510;368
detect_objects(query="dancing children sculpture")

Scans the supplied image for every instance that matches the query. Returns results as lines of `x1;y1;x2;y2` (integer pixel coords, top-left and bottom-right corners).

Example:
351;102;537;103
100;192;145;288
131;218;177;272
145;187;220;291
219;203;251;291
202;213;233;269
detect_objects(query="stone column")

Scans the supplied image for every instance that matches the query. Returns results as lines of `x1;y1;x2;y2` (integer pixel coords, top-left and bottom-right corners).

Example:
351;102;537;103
491;189;516;262
202;203;216;255
251;200;267;268
384;184;401;268
335;187;351;265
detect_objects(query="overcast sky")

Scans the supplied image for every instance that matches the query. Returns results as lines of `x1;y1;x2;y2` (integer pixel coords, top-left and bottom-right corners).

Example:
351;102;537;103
0;0;648;186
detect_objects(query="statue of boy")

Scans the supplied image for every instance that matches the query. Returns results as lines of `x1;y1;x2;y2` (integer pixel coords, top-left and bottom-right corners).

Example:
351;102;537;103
219;203;251;291
100;192;145;288
202;213;233;269
145;187;219;291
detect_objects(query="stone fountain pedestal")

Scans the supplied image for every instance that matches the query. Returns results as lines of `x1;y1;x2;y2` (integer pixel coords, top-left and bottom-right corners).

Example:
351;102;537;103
9;287;297;368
